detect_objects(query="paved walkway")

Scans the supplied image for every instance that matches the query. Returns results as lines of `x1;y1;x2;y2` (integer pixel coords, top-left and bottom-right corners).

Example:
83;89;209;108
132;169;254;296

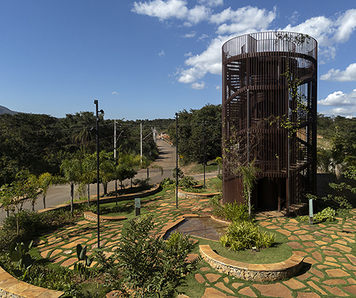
35;192;356;297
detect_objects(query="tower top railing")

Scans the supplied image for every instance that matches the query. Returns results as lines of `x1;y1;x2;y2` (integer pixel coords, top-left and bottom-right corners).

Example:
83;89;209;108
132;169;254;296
222;31;317;62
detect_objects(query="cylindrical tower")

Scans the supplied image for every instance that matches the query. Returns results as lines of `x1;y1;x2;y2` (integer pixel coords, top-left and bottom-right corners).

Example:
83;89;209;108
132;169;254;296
222;31;317;211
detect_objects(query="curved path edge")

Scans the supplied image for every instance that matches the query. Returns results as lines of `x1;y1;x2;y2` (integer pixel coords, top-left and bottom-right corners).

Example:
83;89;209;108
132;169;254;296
0;266;64;298
199;244;304;282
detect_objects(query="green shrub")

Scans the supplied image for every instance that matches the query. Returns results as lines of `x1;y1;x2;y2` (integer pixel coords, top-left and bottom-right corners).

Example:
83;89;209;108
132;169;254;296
179;176;198;189
209;195;224;218
298;207;336;223
160;177;175;188
220;221;275;251
209;195;251;222
224;202;251;222
115;214;199;297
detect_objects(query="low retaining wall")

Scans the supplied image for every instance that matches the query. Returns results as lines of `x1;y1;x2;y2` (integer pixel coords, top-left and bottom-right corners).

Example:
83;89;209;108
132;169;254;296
177;188;220;199
83;211;126;222
0;266;64;298
199;245;303;282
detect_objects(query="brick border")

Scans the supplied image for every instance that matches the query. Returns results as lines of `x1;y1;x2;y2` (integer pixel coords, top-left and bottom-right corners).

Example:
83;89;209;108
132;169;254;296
199;244;304;282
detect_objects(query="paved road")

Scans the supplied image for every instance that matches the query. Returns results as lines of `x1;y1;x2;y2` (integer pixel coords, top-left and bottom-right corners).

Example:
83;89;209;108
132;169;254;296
0;139;217;223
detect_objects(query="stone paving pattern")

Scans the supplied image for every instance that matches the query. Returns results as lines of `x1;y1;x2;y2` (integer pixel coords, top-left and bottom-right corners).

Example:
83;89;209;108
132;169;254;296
33;191;356;297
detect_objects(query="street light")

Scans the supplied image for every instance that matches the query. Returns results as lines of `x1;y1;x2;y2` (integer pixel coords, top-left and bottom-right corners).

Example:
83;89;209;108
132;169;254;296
94;100;104;249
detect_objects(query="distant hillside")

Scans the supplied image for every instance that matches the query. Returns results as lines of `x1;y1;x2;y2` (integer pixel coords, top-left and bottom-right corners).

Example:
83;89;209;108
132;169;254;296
0;105;17;115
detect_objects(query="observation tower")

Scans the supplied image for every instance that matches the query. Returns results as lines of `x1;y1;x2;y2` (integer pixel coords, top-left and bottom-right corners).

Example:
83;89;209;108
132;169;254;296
222;31;317;212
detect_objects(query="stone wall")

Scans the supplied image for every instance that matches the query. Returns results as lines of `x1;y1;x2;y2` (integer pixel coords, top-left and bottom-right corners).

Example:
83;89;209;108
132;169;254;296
200;245;303;282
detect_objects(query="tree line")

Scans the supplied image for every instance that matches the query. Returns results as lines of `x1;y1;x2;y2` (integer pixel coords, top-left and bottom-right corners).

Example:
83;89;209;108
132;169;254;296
167;104;222;165
0;112;173;185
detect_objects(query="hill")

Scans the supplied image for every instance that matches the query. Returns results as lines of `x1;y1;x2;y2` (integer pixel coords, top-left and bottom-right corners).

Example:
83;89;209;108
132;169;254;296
0;105;17;115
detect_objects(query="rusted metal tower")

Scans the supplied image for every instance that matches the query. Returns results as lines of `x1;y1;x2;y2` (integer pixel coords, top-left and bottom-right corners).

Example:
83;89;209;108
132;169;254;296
222;31;317;212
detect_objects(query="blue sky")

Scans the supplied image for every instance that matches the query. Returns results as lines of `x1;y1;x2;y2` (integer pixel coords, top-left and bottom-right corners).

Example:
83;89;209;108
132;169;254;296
0;0;355;120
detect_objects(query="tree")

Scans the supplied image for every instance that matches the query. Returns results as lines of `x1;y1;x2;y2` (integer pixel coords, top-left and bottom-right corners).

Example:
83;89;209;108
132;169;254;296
238;160;260;218
38;172;54;209
167;104;222;165
60;157;82;216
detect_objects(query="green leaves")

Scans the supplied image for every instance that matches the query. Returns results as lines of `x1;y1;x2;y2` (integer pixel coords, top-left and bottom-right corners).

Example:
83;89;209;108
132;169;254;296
116;215;199;297
220;221;275;251
74;244;93;278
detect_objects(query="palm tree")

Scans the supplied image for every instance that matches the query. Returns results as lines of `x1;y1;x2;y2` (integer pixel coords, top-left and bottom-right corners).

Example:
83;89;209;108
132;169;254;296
38;172;53;209
60;157;82;216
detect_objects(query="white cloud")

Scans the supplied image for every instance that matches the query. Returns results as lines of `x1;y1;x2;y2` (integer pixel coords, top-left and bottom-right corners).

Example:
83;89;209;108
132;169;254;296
334;9;356;43
185;5;211;26
211;6;277;35
318;89;356;106
112;91;119;95
288;11;299;24
198;0;223;7
283;16;334;47
182;32;196;38
158;50;165;57
132;0;188;21
191;81;205;89
321;63;356;82
178;36;225;84
133;3;356;89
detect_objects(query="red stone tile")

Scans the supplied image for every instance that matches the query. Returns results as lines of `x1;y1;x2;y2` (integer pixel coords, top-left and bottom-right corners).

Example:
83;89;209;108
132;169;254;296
205;273;220;283
297;272;311;281
331;243;352;253
296;292;321;298
326;268;349;277
287;242;304;249
215;282;234;294
283;279;306;290
299;235;315;241
195;273;205;284
201;287;227;297
306;281;328;295
343;285;356;295
239;286;257;297
311;251;322;262
321;284;348;296
309;268;324;278
253;283;293;298
231;283;243;289
323;278;346;285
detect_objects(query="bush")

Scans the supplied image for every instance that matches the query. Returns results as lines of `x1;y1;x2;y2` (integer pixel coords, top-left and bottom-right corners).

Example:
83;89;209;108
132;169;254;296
179;176;197;189
220;221;275;251
209;196;251;222
299;207;336;223
115;214;199;297
160;177;175;188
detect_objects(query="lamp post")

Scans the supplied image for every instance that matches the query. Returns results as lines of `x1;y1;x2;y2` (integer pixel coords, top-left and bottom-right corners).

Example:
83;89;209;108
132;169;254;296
94;100;104;248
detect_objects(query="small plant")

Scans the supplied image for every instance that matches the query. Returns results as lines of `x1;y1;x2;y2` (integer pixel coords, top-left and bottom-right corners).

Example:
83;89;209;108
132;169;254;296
9;240;36;279
160;177;175;188
179;176;198;189
172;167;184;179
209;195;252;222
220;221;275;251
299;207;336;223
74;244;93;279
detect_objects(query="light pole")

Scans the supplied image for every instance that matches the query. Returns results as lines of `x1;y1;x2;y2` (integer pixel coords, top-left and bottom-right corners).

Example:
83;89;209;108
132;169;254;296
94;100;104;248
